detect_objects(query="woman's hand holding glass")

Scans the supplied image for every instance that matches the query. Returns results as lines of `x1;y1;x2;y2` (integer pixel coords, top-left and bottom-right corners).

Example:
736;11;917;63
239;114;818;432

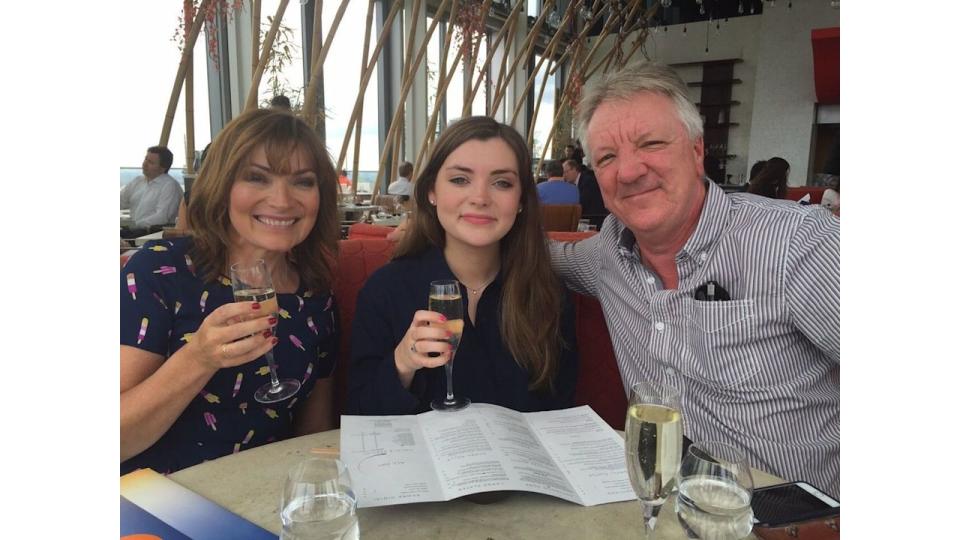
186;301;277;371
394;310;454;387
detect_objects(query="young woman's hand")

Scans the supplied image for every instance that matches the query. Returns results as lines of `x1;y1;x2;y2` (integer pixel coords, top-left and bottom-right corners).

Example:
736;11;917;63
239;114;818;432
394;310;453;383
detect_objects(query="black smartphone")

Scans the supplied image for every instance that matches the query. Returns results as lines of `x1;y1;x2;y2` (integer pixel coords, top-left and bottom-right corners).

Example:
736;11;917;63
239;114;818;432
751;481;839;527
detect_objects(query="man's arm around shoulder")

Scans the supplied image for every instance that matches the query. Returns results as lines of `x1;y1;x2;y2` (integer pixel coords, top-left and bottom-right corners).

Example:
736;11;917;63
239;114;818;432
784;209;840;363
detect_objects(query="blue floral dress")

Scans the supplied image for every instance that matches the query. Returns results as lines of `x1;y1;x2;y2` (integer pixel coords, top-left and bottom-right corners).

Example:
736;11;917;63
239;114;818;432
120;238;339;474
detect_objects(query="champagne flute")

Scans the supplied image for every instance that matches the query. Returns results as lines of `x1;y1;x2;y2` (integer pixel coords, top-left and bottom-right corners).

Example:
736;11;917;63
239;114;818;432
230;260;300;403
428;279;469;411
676;441;754;540
625;382;684;539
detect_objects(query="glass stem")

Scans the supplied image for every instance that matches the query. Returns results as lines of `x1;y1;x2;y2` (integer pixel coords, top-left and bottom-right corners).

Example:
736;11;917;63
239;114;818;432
641;502;662;539
444;358;455;402
265;350;282;389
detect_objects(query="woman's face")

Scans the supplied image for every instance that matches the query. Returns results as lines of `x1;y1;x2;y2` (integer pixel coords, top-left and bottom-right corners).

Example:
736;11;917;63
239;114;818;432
429;137;522;251
228;144;320;255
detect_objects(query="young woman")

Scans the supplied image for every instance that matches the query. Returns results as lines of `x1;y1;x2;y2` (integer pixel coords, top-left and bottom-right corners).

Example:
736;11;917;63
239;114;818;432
120;109;341;474
346;117;578;414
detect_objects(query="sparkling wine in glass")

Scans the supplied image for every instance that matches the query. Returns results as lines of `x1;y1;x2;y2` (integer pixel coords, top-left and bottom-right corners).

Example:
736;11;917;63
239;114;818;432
625;381;684;539
428;280;469;411
677;441;754;540
230;260;300;404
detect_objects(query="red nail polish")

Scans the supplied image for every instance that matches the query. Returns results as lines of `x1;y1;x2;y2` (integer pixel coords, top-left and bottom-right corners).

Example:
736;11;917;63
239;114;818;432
272;337;279;345
252;302;261;309
446;330;453;338
268;316;278;325
439;315;447;322
263;330;272;338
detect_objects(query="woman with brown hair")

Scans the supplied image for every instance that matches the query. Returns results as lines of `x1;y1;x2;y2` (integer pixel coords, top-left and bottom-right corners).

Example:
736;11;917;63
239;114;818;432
346;116;578;414
747;156;791;199
120;108;341;474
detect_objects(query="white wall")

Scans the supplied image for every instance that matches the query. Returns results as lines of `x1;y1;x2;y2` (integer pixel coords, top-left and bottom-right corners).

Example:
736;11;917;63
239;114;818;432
748;2;839;184
585;3;839;185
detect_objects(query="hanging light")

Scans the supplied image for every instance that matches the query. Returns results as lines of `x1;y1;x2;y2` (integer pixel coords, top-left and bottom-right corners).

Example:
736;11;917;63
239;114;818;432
738;1;744;14
547;10;560;29
661;0;672;7
579;5;592;22
830;0;840;7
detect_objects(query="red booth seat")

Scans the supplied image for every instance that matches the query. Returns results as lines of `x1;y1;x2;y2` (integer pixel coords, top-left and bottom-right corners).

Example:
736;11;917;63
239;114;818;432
331;235;626;429
785;186;827;204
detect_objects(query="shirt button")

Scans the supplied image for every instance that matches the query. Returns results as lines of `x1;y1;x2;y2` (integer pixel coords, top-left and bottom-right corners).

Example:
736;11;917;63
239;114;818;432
655;322;665;332
699;253;708;262
646;276;655;285
666;367;676;377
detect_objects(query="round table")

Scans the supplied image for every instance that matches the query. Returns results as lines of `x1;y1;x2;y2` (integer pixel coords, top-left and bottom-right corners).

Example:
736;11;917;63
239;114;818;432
170;430;780;539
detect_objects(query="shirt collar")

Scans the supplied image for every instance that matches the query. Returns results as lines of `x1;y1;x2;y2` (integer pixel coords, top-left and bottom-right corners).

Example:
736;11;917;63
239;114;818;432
679;179;731;260
614;178;730;260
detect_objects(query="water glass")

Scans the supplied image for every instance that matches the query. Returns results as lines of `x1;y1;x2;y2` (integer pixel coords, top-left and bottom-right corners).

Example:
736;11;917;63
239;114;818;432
281;458;358;540
676;441;754;540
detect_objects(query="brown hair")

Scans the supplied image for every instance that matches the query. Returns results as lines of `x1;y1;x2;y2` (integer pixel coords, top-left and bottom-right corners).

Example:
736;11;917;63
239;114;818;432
395;116;565;392
186;108;340;292
747;156;790;199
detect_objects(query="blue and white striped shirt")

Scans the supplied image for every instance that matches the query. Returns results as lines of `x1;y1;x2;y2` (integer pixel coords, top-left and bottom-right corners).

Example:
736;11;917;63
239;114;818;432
550;181;840;497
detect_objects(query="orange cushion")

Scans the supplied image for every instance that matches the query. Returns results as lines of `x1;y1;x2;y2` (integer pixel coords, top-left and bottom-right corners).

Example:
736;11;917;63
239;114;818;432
347;222;393;239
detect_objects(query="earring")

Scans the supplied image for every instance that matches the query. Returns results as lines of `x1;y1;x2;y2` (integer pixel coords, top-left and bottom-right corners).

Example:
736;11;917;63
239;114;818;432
518;207;523;213
429;199;436;205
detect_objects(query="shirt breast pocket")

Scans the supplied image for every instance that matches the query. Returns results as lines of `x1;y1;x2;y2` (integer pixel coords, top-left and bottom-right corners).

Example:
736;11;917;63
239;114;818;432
683;298;760;387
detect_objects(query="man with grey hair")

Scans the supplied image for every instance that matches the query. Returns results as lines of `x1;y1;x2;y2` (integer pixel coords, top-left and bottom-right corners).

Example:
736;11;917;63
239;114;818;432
550;62;840;497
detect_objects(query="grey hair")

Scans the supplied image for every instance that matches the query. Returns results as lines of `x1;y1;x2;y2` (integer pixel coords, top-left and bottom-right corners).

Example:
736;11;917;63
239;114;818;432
575;61;704;164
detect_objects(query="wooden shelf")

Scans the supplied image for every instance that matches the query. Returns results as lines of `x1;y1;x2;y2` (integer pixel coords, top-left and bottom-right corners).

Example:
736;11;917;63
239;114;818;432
670;59;743;68
696;101;741;107
688;79;742;87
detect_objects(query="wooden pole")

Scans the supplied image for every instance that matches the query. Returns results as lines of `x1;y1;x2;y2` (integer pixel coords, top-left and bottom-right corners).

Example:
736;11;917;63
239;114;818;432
409;0;461;164
252;0;261;75
415;47;464;173
460;0;524;117
508;0;579;126
244;0;291;112
333;0;406;173
457;0;494;115
547;2;611;75
160;0;212;146
309;1;326;137
372;0;461;192
301;0;352;127
349;0;376;194
526;49;555;151
489;0;556;116
184;0;195;173
386;0;424;196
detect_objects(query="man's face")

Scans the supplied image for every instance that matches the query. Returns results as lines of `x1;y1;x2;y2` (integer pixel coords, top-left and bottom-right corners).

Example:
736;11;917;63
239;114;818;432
586;93;706;244
142;152;164;179
562;162;577;183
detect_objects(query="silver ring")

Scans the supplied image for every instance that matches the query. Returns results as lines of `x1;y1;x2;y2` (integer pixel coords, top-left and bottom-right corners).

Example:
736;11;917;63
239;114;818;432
410;342;417;354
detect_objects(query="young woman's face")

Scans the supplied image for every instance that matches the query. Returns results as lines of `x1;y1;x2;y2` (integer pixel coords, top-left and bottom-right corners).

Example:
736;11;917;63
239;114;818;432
228;144;320;255
429;137;522;251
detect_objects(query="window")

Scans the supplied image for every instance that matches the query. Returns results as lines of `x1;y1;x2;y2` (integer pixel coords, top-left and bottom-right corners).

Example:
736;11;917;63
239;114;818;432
319;0;382;193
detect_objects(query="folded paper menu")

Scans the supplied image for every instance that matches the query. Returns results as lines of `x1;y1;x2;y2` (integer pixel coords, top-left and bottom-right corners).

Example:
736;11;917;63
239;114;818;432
340;403;635;508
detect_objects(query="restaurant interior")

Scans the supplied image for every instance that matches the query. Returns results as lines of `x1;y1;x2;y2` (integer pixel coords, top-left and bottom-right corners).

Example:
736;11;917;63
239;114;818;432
109;1;861;538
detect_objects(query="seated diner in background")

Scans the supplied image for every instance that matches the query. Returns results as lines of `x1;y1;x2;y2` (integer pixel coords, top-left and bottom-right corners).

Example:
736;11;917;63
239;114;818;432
536;159;580;205
549;61;840;497
120;145;184;233
120;108;342;474
347;116;578;415
746;156;791;199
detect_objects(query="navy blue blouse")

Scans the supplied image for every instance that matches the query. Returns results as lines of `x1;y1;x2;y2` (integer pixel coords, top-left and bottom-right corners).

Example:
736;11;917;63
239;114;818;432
346;247;578;415
120;238;339;474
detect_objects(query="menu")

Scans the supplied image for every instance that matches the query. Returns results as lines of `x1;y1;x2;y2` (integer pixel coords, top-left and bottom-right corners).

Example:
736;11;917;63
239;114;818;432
120;468;276;539
340;404;635;508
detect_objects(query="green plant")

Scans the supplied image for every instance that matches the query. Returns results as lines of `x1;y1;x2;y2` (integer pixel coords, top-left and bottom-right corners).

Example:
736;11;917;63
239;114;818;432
259;15;304;110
